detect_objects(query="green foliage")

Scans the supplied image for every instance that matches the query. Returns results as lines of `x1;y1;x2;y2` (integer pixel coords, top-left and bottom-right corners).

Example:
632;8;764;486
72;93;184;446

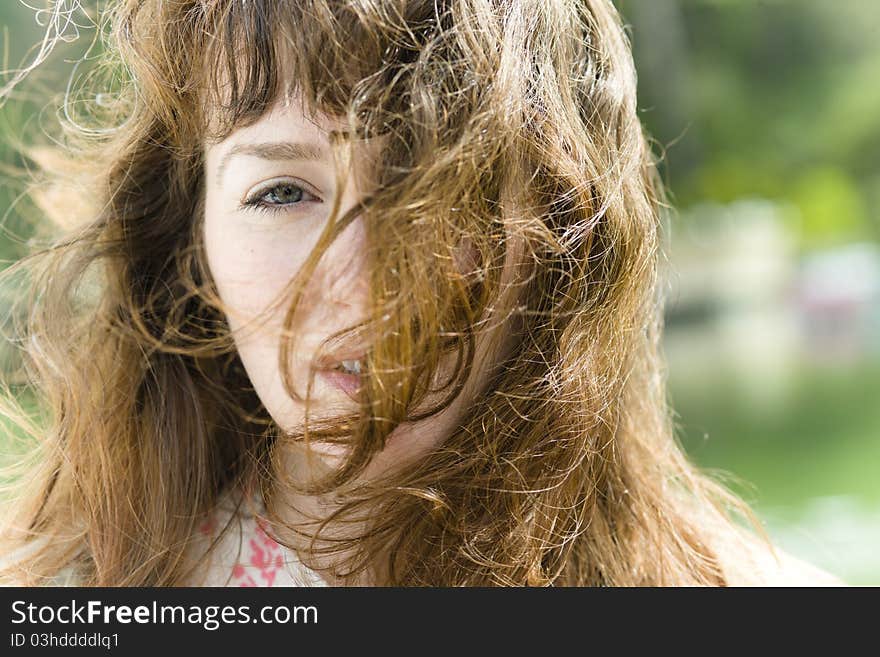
791;167;871;248
672;359;880;508
619;0;880;248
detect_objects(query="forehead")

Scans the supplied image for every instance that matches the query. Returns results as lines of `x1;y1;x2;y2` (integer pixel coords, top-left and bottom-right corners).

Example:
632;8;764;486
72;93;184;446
204;85;344;149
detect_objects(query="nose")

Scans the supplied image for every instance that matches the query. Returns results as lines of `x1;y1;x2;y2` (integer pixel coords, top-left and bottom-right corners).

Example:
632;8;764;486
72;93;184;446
319;238;369;310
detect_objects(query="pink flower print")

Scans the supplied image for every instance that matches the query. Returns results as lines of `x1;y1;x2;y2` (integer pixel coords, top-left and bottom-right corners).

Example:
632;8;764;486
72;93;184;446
225;515;286;587
248;534;282;586
254;519;276;547
231;563;257;587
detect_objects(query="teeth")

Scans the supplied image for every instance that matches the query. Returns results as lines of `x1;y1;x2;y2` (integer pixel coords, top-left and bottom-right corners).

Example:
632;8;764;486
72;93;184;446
339;359;361;376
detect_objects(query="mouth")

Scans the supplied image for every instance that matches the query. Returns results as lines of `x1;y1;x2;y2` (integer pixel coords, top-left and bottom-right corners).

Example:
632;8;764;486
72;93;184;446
316;349;365;373
332;358;362;376
316;351;366;400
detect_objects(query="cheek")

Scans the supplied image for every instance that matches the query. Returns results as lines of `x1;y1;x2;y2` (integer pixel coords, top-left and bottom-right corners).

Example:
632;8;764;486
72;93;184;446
202;207;317;426
204;220;308;328
202;204;369;429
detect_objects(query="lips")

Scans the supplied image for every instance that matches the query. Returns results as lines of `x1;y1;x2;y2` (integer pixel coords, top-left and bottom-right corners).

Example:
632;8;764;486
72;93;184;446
315;349;366;401
318;368;362;400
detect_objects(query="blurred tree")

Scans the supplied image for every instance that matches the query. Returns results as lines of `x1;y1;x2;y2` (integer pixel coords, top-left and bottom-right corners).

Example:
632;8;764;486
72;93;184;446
617;0;880;250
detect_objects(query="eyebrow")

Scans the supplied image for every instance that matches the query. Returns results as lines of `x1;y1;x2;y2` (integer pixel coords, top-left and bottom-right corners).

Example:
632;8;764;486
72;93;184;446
215;141;330;186
214;129;354;186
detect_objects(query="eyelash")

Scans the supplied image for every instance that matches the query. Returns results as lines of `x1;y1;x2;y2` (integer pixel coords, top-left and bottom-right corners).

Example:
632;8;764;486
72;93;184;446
239;179;322;216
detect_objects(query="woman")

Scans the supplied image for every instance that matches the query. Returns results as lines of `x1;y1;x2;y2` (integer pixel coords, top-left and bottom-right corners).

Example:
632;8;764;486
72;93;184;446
0;0;841;586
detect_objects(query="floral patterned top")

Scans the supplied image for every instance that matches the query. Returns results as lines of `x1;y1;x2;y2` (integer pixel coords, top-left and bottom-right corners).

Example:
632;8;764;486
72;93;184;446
191;488;328;587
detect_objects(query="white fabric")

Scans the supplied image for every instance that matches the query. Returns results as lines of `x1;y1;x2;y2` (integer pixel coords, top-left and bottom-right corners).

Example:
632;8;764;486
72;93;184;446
192;488;328;587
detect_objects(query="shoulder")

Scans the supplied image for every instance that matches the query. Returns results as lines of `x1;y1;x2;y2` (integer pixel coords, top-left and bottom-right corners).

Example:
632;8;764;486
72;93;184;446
709;520;845;587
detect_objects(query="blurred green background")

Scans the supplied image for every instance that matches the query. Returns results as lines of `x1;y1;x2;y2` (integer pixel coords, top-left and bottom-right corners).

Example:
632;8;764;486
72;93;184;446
618;0;880;585
2;1;879;584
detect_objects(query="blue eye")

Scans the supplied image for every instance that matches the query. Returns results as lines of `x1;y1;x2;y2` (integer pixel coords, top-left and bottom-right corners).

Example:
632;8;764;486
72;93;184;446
240;179;322;215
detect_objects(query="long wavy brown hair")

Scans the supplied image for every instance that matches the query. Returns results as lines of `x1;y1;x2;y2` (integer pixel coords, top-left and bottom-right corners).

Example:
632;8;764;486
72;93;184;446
0;0;767;586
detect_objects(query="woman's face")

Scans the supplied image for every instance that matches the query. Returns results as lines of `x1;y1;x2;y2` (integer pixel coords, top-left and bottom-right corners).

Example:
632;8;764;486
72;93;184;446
203;93;520;477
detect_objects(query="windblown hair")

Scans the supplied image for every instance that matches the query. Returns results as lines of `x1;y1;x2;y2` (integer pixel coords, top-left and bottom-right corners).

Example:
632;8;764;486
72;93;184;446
0;0;765;586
